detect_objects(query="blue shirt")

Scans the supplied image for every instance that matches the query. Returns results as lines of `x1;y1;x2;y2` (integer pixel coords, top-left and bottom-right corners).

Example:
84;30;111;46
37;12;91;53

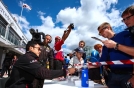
100;30;134;71
90;50;100;62
64;58;70;64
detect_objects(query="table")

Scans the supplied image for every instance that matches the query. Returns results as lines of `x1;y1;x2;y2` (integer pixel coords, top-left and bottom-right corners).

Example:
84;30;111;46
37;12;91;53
43;78;107;88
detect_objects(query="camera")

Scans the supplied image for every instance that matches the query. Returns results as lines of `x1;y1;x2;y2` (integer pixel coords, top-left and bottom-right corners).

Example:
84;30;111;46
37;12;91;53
70;23;74;29
29;28;45;44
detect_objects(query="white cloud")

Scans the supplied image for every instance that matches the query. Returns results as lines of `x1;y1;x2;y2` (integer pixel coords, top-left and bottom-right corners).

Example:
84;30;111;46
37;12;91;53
13;0;128;53
37;11;45;16
55;0;123;53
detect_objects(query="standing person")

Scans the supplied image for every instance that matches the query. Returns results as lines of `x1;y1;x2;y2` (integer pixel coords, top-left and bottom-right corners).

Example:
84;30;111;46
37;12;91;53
102;5;134;57
10;55;18;69
78;40;86;62
97;21;134;87
54;24;73;70
98;5;134;87
5;41;76;88
0;53;12;78
88;44;102;84
94;44;103;57
39;34;54;69
33;34;54;88
79;40;85;49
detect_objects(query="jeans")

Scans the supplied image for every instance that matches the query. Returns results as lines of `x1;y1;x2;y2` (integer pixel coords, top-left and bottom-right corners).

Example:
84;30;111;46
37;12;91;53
107;72;132;88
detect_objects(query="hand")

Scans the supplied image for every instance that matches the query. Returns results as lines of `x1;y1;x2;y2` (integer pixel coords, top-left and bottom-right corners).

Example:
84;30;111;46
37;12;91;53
68;68;76;74
102;40;117;48
128;76;134;87
75;68;82;72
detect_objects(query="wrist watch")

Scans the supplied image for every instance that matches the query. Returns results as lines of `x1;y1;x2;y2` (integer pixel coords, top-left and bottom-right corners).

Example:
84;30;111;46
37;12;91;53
114;43;119;50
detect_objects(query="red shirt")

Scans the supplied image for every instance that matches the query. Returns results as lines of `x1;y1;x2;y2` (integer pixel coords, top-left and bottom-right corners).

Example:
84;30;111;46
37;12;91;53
54;40;64;61
54;40;64;51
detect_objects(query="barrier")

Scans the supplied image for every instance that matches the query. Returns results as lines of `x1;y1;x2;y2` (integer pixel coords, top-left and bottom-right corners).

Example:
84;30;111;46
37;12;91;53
73;59;134;67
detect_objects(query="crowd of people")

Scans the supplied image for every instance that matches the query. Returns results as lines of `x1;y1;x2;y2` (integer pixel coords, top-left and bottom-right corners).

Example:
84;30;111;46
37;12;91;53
2;5;134;88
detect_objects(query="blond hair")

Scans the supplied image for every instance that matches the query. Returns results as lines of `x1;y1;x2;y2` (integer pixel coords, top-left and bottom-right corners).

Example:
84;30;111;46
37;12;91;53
97;22;112;31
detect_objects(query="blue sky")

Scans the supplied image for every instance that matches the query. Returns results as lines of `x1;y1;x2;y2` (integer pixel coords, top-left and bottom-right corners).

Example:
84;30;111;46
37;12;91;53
3;0;81;26
2;0;134;53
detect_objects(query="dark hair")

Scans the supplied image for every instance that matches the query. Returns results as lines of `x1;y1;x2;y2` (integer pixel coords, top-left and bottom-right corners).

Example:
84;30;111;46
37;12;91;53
79;40;85;47
26;41;39;52
44;34;52;43
122;5;134;17
45;34;52;38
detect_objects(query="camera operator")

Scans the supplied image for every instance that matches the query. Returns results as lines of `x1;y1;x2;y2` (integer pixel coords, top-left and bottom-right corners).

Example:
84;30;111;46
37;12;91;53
5;41;76;88
33;34;54;88
39;34;54;69
54;23;74;70
96;5;134;88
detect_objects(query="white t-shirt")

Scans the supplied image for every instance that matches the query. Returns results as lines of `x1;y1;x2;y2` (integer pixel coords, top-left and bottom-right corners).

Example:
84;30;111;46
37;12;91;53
68;56;84;69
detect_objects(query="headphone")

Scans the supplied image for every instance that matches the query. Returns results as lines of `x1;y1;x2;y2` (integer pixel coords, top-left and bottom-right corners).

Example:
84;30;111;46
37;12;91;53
45;34;52;43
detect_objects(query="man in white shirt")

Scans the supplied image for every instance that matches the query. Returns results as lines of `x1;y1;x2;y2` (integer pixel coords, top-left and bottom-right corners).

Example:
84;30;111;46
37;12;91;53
68;48;84;76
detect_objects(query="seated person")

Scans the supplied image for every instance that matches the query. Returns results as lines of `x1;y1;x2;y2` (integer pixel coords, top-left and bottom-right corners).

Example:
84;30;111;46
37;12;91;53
68;48;84;76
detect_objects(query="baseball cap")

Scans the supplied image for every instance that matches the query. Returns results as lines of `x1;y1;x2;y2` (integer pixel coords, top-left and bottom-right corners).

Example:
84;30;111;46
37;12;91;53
74;48;84;53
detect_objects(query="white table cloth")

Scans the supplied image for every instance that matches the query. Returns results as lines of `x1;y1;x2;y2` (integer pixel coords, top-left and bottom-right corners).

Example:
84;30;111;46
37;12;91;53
43;78;107;88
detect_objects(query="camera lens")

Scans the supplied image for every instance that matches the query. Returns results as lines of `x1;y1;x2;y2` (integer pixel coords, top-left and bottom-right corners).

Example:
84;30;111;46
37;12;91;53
70;23;74;29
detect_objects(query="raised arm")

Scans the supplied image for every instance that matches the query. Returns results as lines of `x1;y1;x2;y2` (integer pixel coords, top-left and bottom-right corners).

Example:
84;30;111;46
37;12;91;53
62;23;74;42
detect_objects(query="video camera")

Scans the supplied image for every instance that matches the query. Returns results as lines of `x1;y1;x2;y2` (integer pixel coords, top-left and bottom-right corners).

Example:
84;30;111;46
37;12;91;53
29;28;45;44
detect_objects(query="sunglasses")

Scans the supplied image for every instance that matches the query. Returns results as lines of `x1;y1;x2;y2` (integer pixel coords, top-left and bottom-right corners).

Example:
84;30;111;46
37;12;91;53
122;14;134;22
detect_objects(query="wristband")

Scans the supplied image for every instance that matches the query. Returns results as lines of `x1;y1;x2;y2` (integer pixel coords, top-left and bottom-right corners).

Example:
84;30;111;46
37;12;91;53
114;43;119;50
